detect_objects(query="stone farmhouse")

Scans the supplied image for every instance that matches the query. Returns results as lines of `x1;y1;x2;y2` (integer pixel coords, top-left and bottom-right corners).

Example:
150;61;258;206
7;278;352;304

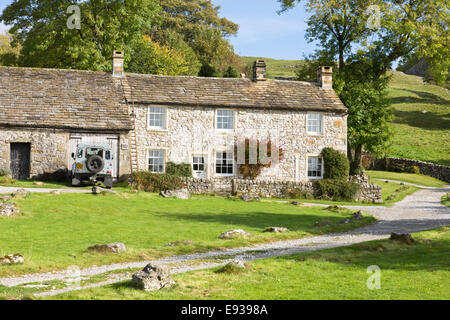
0;51;347;190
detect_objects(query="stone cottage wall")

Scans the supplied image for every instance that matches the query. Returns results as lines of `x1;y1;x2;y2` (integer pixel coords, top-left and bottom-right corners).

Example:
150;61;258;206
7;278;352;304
0;128;69;178
133;105;347;183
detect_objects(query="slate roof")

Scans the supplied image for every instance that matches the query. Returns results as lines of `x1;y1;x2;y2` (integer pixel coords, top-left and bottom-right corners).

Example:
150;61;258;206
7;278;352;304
126;73;347;112
0;66;347;131
0;67;132;131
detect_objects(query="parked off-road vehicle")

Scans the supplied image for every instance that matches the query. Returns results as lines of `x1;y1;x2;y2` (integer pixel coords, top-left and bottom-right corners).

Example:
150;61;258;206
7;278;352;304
71;144;114;188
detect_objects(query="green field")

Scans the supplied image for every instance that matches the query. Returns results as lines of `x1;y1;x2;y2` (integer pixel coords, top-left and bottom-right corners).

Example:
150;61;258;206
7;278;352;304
48;227;450;300
0;192;375;277
242;57;450;166
366;170;447;188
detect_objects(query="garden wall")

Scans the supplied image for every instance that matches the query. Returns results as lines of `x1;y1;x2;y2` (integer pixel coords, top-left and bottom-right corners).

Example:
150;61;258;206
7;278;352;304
365;156;450;183
182;175;382;203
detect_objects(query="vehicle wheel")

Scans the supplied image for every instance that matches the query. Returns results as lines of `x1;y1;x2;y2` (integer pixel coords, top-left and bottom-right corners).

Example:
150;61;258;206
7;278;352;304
72;175;81;187
86;155;104;173
104;176;113;189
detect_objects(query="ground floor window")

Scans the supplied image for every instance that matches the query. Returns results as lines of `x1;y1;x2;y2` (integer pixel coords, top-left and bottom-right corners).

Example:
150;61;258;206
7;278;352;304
193;155;205;172
148;150;165;173
307;156;323;178
216;152;234;176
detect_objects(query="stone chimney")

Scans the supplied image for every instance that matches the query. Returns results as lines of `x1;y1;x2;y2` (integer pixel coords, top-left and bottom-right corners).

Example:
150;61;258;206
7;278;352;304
253;60;267;81
112;50;124;77
317;66;333;89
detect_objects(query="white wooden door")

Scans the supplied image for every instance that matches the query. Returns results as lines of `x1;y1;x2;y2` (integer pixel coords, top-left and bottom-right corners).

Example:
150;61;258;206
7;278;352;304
69;133;120;178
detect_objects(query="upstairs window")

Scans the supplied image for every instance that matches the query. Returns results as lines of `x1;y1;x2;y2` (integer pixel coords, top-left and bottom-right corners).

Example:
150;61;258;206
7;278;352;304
148;107;167;129
307;157;323;179
148;150;165;173
216;110;234;130
216;152;234;176
307;113;323;134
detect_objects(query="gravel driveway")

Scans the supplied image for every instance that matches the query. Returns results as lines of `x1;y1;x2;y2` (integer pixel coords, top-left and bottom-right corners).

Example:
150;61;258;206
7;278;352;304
0;184;448;297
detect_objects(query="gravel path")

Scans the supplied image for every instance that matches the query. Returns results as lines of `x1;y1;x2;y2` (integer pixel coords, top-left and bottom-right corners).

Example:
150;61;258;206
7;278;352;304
1;184;448;297
0;186;90;194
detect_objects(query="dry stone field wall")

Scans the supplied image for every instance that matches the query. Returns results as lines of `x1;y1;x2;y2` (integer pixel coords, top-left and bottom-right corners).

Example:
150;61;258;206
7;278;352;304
182;175;382;203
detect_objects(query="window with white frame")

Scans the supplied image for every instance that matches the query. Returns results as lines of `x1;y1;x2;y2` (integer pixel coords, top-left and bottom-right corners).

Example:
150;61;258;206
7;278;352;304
216;152;234;175
216;110;234;130
192;155;205;172
148;107;166;129
307;157;323;179
307;113;323;134
148;150;165;173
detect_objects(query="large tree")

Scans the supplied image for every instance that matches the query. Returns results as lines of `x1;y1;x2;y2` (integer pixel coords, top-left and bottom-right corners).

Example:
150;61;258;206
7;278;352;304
279;0;449;173
1;0;161;70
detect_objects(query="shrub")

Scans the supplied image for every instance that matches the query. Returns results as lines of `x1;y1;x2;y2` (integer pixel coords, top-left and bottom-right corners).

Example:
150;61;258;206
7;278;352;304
165;162;192;178
321;148;350;179
129;171;184;192
281;186;313;199
0;168;9;177
314;179;360;202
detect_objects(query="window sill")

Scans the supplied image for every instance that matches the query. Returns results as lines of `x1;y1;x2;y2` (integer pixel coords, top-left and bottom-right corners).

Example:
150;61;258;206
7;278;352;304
306;132;323;136
147;128;168;133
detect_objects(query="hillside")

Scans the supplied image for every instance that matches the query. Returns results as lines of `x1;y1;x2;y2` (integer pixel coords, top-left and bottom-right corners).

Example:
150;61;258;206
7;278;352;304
240;57;450;166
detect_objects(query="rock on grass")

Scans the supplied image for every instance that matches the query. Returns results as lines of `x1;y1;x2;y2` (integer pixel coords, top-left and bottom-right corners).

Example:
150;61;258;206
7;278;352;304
87;243;126;254
132;263;175;292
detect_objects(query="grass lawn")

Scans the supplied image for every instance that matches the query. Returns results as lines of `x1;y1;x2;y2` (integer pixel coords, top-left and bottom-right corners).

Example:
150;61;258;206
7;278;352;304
0;192;375;277
386;72;450;166
373;181;419;206
48;226;450;300
366;170;447;188
442;193;450;207
0;176;91;189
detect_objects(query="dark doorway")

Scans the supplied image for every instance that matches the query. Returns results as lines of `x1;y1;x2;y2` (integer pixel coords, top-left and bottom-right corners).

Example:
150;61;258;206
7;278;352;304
10;143;31;180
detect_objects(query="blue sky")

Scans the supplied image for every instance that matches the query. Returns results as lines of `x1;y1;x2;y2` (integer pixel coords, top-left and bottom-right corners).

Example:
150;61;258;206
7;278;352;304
0;0;314;60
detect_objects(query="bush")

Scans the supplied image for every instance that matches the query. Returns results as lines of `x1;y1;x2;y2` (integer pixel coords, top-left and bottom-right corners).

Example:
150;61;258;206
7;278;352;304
129;171;184;192
281;186;314;199
386;160;421;174
321;148;350;179
314;179;360;202
165;162;192;178
0;168;9;177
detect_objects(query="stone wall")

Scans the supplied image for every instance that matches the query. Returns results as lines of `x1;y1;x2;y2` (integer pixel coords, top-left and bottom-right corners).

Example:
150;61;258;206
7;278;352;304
133;105;347;182
364;156;450;183
0;128;69;178
182;175;382;203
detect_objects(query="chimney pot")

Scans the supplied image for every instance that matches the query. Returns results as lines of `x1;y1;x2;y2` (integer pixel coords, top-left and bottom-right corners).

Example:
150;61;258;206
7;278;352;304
112;50;125;77
253;59;267;81
317;66;333;89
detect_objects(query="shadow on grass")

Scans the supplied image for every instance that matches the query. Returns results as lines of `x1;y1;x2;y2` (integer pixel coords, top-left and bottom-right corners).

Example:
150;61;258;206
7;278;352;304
391;89;450;106
153;209;370;235
393;109;450;131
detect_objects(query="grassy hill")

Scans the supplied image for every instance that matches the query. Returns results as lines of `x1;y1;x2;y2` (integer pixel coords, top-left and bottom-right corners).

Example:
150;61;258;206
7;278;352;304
241;57;450;166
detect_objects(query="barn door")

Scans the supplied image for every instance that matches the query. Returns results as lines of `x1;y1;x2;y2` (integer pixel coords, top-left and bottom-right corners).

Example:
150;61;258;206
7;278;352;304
69;133;120;178
10;143;31;180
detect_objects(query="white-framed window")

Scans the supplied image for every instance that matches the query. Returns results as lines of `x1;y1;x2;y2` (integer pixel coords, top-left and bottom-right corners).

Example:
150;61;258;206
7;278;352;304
192;155;206;172
307;113;323;134
307;157;323;179
216;110;234;130
148;150;165;173
216;151;234;176
148;106;167;129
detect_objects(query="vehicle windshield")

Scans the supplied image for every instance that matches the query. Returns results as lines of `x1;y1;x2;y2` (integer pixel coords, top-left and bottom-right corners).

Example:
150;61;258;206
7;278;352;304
86;148;104;158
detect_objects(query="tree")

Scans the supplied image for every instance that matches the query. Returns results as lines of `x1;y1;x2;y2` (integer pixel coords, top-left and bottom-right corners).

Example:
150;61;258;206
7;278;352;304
0;33;20;66
279;0;448;172
223;66;239;78
1;0;161;70
128;35;198;76
151;0;244;74
198;63;220;77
